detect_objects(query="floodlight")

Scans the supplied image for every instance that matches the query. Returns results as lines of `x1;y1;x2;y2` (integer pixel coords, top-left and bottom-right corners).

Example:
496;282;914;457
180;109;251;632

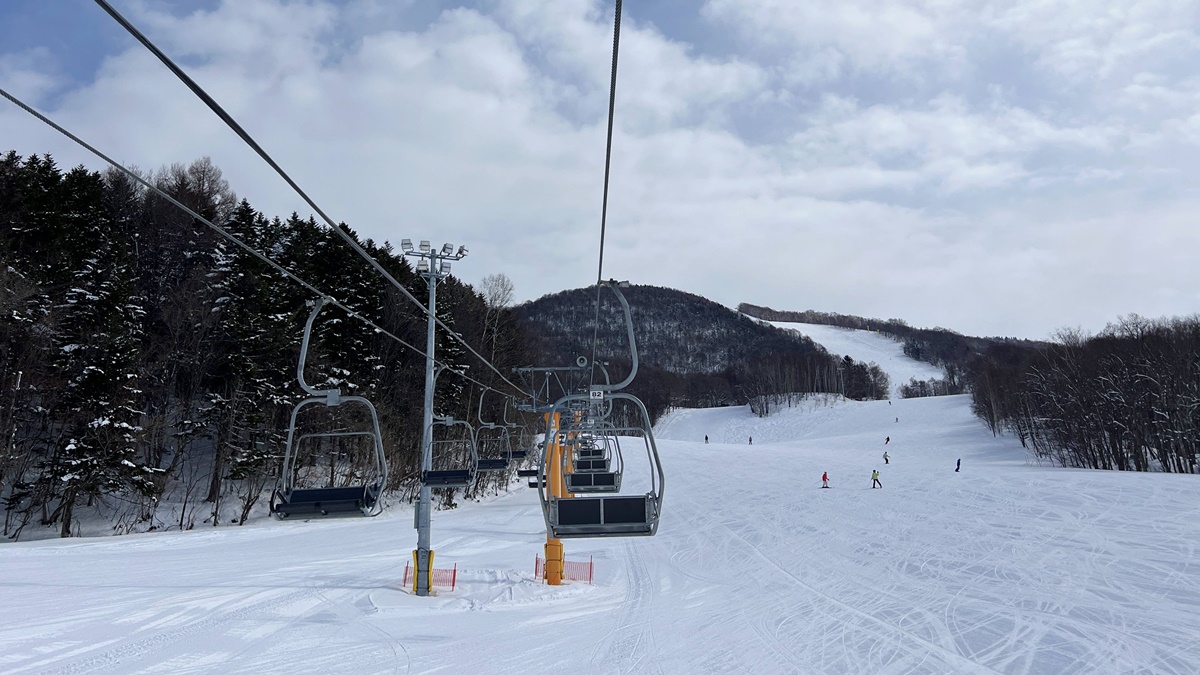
440;261;452;274
419;240;431;252
457;245;468;257
441;242;454;255
401;238;413;252
417;259;430;273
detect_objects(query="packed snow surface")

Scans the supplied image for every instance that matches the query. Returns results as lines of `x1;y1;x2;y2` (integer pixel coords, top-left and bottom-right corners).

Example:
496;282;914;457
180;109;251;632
763;320;946;397
4;329;1200;673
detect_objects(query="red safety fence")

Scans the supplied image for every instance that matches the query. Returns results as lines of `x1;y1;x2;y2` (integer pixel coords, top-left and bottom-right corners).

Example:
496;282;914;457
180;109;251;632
535;554;594;584
403;562;457;591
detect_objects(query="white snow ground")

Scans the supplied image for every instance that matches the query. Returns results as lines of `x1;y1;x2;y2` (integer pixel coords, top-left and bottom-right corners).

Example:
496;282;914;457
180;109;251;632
4;329;1200;674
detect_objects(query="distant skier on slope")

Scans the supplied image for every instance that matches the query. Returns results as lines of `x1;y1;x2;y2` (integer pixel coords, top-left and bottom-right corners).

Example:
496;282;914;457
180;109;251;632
704;435;708;444
748;436;753;445
885;436;890;445
872;470;882;489
822;472;829;488
883;451;890;465
955;458;961;472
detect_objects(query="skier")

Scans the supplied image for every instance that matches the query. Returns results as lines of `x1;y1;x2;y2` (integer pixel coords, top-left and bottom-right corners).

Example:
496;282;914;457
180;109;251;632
955;458;961;472
895;417;899;423
748;436;753;445
883;451;890;465
885;436;890;445
871;469;882;489
821;472;829;488
704;435;708;444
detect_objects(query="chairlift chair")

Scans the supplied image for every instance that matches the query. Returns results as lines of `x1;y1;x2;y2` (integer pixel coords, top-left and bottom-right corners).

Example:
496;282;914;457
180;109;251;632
564;429;622;493
422;417;479;488
272;298;388;519
537;393;663;536
474;391;514;472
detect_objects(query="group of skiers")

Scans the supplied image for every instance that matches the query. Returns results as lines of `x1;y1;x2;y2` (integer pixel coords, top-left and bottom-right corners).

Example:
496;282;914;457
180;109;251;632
818;436;961;489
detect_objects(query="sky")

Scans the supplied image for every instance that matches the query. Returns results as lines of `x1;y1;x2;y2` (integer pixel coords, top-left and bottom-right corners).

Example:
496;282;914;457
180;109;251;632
5;326;1200;672
2;0;1199;340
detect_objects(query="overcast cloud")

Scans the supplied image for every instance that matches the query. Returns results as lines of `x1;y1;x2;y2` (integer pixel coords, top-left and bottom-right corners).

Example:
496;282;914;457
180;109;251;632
2;0;1199;339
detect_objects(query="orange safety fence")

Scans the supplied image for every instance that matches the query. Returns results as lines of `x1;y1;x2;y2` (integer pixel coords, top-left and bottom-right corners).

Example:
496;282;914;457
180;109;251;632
535;554;594;584
403;562;457;591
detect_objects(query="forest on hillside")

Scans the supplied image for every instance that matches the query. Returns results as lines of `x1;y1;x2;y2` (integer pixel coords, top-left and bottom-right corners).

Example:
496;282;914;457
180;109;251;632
969;315;1200;474
516;286;891;418
0;152;533;539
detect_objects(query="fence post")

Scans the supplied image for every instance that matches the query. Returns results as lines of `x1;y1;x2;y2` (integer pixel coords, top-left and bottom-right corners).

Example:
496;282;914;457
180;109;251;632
451;564;457;591
589;555;594;584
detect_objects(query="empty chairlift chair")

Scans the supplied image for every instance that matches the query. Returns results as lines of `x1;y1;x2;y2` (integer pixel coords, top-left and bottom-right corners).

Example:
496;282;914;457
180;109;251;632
273;298;388;519
564;430;622;494
475;424;513;472
473;391;513;472
422;417;479;488
537;393;664;537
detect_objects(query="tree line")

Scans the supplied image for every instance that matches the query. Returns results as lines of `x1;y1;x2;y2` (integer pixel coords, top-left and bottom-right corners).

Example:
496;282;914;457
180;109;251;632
967;315;1200;474
0;152;533;539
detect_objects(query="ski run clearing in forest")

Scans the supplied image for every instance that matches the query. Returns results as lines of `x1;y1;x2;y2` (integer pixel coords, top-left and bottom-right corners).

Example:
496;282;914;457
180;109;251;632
3;326;1199;674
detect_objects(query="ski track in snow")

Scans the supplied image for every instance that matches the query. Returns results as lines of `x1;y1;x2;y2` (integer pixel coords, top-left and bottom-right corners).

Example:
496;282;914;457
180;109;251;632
4;325;1200;673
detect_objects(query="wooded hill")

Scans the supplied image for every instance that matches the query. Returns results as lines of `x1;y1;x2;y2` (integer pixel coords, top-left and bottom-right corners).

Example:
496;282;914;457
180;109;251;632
514;286;891;419
0;152;532;539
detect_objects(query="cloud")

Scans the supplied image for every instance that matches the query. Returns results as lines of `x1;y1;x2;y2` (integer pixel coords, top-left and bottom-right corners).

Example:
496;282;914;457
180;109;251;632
1;0;1199;340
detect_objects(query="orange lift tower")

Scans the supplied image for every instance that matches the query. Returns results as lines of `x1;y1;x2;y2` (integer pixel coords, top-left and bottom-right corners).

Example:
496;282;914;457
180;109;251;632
543;411;566;585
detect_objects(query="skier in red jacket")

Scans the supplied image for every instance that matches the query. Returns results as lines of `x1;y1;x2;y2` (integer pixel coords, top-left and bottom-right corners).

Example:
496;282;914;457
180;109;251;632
821;472;829;488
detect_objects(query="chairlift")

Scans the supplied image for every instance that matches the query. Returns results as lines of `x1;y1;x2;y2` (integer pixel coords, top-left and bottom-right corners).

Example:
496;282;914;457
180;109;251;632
533;283;664;534
422;417;479;488
537;393;663;536
564;428;623;494
474;391;513;472
502;398;529;461
272;298;388;519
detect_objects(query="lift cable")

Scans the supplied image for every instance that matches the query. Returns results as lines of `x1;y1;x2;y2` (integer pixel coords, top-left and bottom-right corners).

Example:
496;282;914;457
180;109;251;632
587;0;623;387
92;0;527;398
0;84;522;402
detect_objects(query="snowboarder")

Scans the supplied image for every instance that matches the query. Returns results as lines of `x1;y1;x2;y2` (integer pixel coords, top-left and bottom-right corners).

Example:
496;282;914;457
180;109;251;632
821;472;829;488
955;458;961;472
704;435;708;444
885;436;890;445
883;451;890;465
871;470;882;489
748;436;753;445
895;417;899;423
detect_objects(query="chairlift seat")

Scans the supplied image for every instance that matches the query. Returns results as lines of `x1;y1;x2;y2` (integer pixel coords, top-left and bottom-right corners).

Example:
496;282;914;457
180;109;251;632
574;447;607;460
506;448;528;460
273;485;378;518
476;458;509;472
517;468;541;477
551;495;656;537
423;469;474;488
565;471;620;493
573;457;611;473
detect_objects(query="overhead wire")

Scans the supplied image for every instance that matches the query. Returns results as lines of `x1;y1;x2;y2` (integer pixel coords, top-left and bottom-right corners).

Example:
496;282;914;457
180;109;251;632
0;84;521;402
91;0;527;398
587;0;623;387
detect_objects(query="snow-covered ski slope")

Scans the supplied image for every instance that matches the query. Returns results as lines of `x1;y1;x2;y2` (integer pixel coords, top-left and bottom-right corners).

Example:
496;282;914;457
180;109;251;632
762;319;945;397
5;392;1200;674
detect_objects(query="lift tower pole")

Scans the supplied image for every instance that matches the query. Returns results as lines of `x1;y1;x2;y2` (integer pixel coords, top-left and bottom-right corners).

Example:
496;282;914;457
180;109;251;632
403;239;467;596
